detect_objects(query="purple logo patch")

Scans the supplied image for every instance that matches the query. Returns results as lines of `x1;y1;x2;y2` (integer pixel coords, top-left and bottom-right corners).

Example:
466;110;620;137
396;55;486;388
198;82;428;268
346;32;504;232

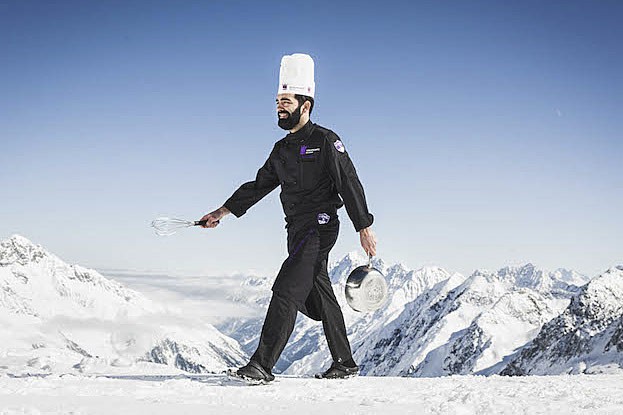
300;145;307;155
334;140;345;153
317;213;330;225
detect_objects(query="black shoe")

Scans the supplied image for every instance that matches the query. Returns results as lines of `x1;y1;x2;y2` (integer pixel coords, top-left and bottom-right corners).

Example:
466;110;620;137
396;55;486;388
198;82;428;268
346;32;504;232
315;362;359;379
236;360;275;382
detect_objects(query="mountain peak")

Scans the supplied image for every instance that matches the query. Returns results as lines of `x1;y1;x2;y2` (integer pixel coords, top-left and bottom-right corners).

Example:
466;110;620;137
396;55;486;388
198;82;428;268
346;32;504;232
0;234;49;266
500;265;623;376
488;263;587;295
578;266;623;311
498;263;538;280
1;236;246;375
328;251;369;284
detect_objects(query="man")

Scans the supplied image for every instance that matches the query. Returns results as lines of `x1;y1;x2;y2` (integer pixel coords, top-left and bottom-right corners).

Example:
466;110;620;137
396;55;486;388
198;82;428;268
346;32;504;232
200;53;377;382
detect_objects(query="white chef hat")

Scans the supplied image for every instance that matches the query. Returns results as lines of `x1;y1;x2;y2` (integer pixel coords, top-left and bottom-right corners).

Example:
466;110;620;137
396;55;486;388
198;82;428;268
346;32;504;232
278;53;315;98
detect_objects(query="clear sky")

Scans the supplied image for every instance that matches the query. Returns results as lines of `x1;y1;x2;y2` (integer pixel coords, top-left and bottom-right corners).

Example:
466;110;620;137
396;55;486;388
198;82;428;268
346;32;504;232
1;0;622;279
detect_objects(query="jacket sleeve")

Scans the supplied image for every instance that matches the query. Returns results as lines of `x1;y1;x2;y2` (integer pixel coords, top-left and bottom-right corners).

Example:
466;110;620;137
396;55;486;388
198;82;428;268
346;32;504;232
323;133;374;232
223;147;280;218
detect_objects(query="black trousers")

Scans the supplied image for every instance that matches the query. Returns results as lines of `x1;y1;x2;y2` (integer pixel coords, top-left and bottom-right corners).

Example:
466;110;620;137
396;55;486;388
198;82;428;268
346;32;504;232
250;216;354;372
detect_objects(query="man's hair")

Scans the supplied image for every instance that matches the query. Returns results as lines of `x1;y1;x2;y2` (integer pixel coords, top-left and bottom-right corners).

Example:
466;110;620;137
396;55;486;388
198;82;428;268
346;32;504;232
295;94;315;115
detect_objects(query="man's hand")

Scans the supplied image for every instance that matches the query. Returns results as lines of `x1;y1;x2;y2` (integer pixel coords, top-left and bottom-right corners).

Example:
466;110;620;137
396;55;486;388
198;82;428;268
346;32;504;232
359;227;377;257
199;206;230;228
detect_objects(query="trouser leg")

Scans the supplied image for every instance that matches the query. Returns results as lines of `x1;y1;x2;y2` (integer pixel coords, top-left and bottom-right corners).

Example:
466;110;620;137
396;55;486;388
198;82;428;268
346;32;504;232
255;215;353;372
314;261;354;365
250;292;298;372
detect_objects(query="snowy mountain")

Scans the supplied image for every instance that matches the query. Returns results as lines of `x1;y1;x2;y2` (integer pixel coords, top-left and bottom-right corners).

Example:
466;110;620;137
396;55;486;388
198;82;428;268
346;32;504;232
0;235;153;319
220;255;602;377
6;234;619;379
500;265;623;375
354;264;590;377
219;252;458;374
284;254;459;375
0;235;246;375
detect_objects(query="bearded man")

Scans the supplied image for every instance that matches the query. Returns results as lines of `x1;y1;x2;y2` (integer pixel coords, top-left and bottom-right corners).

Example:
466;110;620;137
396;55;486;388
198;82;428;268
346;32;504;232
200;53;377;382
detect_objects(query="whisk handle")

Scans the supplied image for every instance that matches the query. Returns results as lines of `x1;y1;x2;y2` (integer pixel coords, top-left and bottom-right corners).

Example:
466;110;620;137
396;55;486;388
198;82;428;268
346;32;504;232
194;220;220;226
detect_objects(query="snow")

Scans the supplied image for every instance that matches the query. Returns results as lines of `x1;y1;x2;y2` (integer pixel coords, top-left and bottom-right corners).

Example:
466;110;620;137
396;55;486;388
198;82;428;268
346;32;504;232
218;257;615;379
500;266;623;376
3;235;623;413
0;235;247;375
1;373;623;414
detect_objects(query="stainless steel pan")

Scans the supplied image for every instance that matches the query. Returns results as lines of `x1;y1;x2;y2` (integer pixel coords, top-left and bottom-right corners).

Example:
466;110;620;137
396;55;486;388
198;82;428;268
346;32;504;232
345;255;388;312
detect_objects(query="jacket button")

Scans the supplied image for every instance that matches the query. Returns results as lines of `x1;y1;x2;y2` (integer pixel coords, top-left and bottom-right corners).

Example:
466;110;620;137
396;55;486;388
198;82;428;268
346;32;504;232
292;181;297;185
281;181;286;185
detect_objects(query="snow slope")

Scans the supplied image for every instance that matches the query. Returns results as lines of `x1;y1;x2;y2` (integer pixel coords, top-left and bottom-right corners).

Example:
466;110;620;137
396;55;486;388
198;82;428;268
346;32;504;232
500;265;623;375
221;256;595;377
0;235;246;376
219;252;457;373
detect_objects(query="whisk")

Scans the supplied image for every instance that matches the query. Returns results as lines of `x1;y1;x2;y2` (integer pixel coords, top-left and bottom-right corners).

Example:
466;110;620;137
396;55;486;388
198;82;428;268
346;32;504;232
150;217;219;236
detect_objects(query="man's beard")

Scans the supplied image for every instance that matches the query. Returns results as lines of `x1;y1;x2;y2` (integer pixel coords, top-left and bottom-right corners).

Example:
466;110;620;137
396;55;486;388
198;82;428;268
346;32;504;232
277;105;302;131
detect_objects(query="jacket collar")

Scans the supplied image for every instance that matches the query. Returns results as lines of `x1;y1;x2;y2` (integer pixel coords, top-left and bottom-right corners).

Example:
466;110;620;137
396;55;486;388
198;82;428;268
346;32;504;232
284;121;315;142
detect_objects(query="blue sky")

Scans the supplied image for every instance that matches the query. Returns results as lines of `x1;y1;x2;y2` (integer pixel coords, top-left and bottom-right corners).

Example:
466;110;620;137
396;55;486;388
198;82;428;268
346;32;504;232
1;0;622;279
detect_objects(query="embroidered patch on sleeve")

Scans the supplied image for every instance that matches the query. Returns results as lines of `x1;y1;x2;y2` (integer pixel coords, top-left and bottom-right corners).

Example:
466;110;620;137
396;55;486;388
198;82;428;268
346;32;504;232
334;140;345;153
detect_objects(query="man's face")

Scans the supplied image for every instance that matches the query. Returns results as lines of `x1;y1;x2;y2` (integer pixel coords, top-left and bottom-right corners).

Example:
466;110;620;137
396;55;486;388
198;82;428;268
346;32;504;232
276;94;301;131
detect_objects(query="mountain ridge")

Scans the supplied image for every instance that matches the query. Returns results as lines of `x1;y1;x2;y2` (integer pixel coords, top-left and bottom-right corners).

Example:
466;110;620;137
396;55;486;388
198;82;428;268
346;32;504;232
0;234;247;376
221;255;621;378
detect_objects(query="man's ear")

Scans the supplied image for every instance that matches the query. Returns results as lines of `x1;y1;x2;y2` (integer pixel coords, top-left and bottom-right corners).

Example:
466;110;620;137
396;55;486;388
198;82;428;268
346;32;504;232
302;101;311;115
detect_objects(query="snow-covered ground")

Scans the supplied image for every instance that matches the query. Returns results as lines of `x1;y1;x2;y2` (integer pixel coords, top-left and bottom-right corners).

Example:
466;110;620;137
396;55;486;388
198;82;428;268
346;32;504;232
2;373;623;414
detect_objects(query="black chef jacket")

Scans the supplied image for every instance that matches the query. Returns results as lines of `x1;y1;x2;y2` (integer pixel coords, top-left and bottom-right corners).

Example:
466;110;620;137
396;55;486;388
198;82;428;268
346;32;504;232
223;121;373;231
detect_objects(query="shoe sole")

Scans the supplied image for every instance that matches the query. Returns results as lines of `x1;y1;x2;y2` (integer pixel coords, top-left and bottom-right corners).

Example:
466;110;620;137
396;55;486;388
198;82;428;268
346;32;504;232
226;369;272;385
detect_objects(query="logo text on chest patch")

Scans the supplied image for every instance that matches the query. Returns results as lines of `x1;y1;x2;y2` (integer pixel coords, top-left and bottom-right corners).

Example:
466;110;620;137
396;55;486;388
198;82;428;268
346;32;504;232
300;145;321;155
